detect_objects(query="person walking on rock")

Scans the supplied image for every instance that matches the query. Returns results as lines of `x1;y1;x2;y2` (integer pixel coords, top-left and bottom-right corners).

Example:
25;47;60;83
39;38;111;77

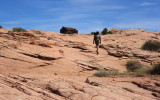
93;31;101;54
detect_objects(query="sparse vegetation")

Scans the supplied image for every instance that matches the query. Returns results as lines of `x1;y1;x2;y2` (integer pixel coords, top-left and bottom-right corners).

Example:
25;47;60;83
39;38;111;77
107;70;120;76
0;25;3;28
8;44;18;49
91;82;99;86
107;31;113;34
132;68;149;77
90;32;95;35
120;67;150;77
13;27;27;32
94;69;108;77
90;28;113;35
142;40;160;52
34;31;43;34
150;62;160;75
126;60;143;72
93;60;160;77
101;28;113;35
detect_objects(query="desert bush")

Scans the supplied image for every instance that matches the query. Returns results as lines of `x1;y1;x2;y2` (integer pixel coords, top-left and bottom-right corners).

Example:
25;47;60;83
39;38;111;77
94;69;108;77
13;27;27;32
107;31;113;34
150;62;160;75
34;31;43;34
126;60;143;72
107;70;119;76
142;40;160;52
0;25;3;28
133;68;150;77
122;68;149;77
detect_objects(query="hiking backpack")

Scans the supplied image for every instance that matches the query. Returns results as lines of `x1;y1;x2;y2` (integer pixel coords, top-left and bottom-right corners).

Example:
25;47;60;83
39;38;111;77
94;34;100;41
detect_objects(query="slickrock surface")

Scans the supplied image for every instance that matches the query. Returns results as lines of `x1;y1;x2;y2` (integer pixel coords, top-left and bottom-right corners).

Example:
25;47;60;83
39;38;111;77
0;28;160;100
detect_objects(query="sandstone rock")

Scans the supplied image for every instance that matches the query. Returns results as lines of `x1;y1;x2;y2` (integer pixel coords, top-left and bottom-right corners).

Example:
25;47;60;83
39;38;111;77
46;79;92;100
38;43;52;48
21;52;63;61
72;45;87;50
0;75;65;100
0;28;160;100
92;96;107;100
107;49;123;57
152;92;160;98
99;44;110;50
132;81;160;94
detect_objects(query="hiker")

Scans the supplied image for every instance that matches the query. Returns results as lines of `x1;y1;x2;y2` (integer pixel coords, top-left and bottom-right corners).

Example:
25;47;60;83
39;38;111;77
93;31;101;54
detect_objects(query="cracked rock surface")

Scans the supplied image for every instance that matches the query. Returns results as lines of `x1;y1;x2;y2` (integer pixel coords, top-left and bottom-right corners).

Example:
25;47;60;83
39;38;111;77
0;28;160;100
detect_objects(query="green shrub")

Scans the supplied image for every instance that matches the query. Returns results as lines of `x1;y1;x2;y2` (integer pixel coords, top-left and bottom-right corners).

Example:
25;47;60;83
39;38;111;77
101;28;113;35
107;31;113;34
94;69;108;77
142;40;160;52
90;32;95;35
0;25;3;28
13;27;27;32
150;62;160;75
126;60;143;72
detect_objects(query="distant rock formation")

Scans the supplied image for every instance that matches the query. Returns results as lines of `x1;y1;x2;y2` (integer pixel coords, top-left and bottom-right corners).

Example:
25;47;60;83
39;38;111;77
60;27;78;34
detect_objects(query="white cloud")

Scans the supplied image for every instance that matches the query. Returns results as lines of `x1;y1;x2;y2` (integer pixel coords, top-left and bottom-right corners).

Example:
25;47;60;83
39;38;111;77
113;19;160;31
68;0;103;5
67;0;126;11
140;2;156;6
95;5;126;10
59;14;89;21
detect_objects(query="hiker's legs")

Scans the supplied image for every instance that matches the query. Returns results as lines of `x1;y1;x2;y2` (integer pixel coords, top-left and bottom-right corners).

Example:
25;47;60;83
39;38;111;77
95;41;99;54
96;46;99;54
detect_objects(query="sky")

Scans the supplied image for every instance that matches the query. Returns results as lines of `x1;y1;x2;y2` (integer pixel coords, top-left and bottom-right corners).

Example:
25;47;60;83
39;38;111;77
0;0;160;34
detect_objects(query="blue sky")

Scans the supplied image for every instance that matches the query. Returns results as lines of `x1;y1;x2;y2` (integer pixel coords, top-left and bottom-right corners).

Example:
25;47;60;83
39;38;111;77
0;0;160;34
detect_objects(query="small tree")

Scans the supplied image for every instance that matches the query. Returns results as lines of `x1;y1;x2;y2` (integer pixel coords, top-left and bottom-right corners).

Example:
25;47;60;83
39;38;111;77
102;28;108;35
0;25;3;28
90;32;95;35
